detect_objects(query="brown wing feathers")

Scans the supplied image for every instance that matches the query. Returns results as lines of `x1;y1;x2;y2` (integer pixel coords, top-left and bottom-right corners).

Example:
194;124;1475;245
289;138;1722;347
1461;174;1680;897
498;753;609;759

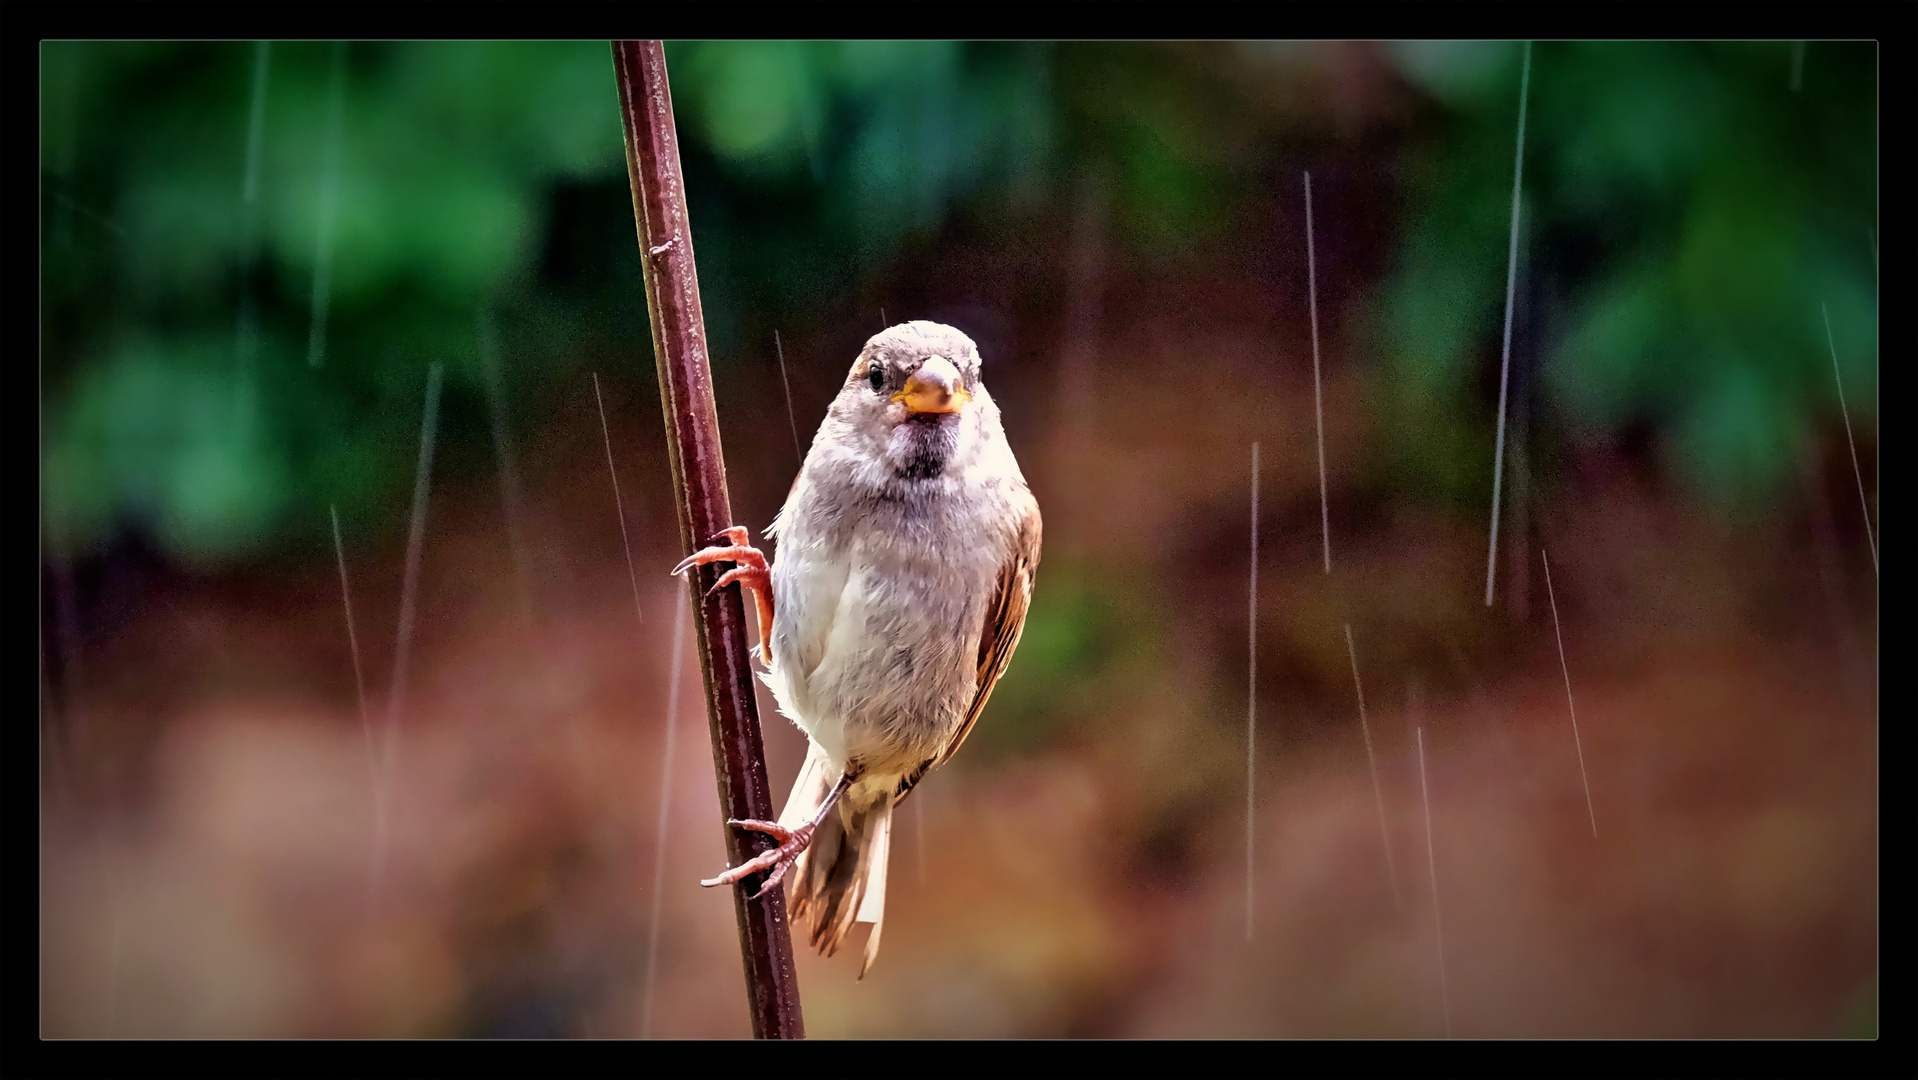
896;495;1041;802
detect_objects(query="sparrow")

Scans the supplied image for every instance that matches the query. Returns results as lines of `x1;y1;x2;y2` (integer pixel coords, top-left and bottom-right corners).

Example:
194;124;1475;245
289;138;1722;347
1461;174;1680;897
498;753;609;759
673;320;1041;978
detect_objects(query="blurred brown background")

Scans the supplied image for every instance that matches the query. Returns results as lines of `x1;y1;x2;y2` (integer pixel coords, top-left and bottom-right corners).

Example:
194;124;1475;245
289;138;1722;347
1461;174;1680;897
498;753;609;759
41;41;1877;1038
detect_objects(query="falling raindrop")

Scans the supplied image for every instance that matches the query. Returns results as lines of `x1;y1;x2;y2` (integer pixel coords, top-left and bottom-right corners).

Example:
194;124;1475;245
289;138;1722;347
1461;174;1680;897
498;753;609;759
368;362;444;907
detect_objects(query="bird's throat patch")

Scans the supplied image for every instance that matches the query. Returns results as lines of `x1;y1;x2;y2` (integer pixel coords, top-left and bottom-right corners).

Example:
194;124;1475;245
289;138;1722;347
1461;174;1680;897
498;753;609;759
893;413;959;480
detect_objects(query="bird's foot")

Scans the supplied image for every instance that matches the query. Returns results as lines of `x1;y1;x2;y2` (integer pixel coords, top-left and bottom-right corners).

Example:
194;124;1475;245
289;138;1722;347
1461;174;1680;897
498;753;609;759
699;819;816;900
672;527;775;664
671;526;767;585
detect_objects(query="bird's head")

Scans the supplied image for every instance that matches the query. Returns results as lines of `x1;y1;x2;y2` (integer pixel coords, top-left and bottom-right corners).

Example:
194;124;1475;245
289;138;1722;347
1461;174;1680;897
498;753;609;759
822;321;999;484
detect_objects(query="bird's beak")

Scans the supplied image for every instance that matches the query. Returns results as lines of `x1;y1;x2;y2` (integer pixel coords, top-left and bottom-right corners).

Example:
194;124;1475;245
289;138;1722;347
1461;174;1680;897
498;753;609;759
890;356;972;415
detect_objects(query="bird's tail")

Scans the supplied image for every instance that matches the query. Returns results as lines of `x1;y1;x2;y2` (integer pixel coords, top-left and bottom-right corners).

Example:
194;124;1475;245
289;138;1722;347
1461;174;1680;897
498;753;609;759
777;743;894;978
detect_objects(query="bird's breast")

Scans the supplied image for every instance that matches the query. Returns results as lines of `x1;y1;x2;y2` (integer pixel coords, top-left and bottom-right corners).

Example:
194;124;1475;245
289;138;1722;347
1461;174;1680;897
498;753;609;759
768;479;1012;771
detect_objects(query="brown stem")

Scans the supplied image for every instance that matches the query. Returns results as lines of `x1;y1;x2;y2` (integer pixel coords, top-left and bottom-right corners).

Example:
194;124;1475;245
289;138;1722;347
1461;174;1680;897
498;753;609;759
611;39;804;1040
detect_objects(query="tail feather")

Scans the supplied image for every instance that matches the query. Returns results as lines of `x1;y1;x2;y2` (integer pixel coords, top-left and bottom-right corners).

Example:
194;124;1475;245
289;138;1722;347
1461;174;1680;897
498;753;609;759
853;807;891;978
782;745;895;978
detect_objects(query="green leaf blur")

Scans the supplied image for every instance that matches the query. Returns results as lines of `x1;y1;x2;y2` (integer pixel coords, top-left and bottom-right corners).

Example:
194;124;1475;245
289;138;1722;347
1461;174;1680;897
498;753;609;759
1376;41;1876;512
41;42;1878;562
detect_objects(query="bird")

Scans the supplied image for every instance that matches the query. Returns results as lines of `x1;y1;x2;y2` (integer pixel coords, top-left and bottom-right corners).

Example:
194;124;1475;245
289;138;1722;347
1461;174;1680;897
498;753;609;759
672;320;1041;978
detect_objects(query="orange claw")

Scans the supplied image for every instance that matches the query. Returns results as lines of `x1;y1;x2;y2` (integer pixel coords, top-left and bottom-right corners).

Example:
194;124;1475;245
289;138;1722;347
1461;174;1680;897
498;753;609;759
671;527;776;665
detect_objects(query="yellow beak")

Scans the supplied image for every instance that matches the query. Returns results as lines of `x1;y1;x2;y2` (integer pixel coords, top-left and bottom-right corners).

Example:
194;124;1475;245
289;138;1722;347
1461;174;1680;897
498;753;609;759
890;356;972;415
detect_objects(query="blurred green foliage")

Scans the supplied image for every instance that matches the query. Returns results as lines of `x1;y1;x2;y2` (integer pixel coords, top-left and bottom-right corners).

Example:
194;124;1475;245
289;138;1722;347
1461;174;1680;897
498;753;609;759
661;41;1056;355
1376;41;1877;510
40;41;1259;564
40;41;1879;565
41;41;631;562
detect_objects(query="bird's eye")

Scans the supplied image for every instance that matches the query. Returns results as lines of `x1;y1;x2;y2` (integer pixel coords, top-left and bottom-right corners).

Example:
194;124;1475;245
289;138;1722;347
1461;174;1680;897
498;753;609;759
868;364;885;393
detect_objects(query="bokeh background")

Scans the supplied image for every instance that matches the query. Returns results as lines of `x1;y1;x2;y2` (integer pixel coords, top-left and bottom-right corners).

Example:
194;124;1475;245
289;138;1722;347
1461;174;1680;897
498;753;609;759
40;40;1877;1038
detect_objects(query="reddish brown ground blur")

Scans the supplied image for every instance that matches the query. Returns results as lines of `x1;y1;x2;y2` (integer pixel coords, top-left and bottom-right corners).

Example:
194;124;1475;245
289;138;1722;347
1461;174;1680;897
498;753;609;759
40;205;1878;1040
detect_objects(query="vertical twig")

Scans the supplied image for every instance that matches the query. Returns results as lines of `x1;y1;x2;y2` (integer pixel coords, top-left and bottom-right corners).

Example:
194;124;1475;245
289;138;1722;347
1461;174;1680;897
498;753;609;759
613;39;803;1040
1542;550;1597;838
1486;40;1532;607
1345;623;1403;911
1822;303;1877;575
1247;442;1259;942
1415;726;1452;1038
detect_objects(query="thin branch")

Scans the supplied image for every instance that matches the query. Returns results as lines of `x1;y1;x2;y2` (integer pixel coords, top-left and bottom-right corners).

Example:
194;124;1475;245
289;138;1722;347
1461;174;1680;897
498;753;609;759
612;39;803;1040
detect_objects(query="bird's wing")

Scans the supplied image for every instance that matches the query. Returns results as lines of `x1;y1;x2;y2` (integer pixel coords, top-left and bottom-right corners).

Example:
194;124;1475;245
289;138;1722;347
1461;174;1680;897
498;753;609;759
898;490;1041;800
